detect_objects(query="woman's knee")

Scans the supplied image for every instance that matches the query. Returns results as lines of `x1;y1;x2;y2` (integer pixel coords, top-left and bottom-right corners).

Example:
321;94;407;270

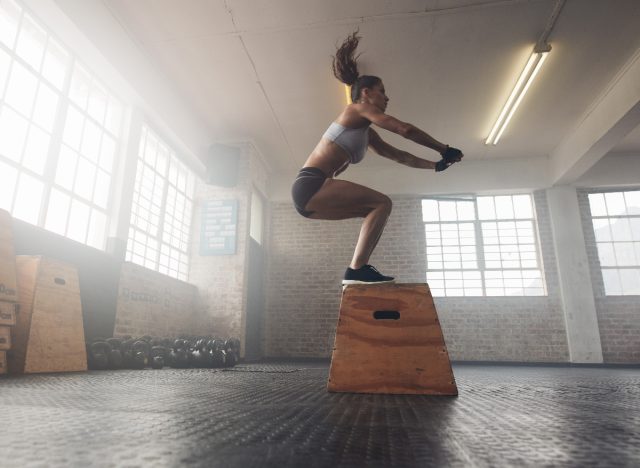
375;194;392;215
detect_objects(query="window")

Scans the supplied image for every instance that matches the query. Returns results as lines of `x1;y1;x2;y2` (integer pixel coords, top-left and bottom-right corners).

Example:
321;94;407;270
588;190;640;295
0;0;123;249
422;194;545;297
126;125;195;281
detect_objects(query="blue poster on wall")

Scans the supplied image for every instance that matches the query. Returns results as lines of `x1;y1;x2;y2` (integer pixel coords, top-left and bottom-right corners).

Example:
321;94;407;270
200;199;238;255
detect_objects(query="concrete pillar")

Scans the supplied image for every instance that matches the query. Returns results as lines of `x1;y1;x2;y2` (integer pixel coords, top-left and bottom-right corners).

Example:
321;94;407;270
547;186;603;363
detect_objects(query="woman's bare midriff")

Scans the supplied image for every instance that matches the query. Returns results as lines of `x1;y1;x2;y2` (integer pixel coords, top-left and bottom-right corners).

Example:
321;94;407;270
303;138;351;178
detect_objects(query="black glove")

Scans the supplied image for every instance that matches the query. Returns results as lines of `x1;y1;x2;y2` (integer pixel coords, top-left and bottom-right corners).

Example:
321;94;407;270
435;146;463;172
440;146;463;163
435;158;450;172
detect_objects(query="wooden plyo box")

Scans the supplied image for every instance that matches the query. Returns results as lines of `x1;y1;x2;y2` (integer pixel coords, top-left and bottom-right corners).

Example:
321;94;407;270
0;351;6;375
0;301;18;326
8;256;87;374
0;325;11;350
0;208;18;304
328;283;458;395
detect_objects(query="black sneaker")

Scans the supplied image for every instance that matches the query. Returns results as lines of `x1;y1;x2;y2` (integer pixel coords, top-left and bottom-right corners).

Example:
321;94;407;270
342;265;395;285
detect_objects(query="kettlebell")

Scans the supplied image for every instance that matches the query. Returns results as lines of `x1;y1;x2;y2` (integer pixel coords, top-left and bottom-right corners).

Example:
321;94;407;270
89;341;111;370
105;338;123;369
131;340;149;369
224;349;238;367
150;346;165;369
171;339;189;368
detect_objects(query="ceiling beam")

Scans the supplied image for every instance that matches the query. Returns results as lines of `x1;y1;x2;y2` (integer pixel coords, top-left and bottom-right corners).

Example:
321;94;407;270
550;47;640;185
575;152;640;188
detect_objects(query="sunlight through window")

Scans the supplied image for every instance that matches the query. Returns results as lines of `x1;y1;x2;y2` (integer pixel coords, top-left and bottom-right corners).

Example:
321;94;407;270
0;0;123;249
588;190;640;295
126;125;195;281
423;194;546;297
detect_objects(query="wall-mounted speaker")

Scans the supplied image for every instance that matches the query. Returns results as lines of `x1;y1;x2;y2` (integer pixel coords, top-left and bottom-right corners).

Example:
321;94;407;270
205;144;240;187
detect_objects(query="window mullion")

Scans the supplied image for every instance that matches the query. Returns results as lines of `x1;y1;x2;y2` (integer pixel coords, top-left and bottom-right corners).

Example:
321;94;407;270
37;55;73;228
155;153;171;270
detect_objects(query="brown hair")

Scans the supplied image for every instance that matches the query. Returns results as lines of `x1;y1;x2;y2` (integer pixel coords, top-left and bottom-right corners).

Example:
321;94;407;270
331;30;381;103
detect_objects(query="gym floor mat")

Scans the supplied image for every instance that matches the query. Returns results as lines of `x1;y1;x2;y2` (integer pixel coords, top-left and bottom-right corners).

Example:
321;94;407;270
1;362;639;467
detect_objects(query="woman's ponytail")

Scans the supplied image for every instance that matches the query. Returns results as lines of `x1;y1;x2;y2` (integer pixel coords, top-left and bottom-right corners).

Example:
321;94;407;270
331;30;361;86
331;31;381;104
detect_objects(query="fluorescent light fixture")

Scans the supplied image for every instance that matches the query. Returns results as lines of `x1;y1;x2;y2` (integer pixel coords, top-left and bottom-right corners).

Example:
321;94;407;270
486;44;551;145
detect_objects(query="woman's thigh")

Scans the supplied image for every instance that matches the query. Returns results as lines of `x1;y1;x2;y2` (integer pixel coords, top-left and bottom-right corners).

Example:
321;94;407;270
305;178;390;220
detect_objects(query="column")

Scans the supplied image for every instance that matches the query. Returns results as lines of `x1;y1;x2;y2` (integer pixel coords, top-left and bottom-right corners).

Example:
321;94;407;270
547;186;603;363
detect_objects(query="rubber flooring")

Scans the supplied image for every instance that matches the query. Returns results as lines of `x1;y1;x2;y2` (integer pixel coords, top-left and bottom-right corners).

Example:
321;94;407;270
1;362;639;467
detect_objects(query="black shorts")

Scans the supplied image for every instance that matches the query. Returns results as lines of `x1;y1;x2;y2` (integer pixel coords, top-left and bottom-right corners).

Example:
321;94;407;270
291;167;327;217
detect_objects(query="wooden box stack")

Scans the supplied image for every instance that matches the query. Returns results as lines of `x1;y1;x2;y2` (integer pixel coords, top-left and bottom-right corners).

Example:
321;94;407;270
8;256;87;373
0;209;19;375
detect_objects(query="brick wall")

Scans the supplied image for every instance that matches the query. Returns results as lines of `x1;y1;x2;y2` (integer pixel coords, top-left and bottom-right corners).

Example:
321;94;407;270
265;191;569;362
188;144;270;349
188;153;250;342
578;188;640;363
265;197;435;358
113;143;271;348
113;262;203;338
435;190;567;362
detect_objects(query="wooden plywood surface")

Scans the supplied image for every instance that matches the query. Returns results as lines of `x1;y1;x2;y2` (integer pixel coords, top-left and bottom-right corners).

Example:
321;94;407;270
0;209;18;303
0;326;11;351
9;256;87;373
328;283;457;395
0;301;18;326
8;256;38;372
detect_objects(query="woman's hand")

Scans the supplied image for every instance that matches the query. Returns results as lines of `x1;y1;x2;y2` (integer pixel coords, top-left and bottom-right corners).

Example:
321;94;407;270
435;146;464;172
440;146;464;162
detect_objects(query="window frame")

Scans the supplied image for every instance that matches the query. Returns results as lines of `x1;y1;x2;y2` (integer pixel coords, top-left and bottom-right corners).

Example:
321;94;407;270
586;188;640;296
0;0;125;250
422;193;547;297
125;123;196;282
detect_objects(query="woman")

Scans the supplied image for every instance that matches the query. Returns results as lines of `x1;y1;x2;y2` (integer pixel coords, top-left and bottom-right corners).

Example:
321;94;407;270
291;31;463;285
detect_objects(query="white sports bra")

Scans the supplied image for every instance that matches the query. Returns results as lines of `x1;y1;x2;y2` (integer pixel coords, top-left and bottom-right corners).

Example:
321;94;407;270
322;122;369;164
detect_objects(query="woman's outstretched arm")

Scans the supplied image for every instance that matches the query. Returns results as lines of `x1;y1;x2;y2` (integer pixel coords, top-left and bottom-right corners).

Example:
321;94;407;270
368;129;436;169
357;103;449;153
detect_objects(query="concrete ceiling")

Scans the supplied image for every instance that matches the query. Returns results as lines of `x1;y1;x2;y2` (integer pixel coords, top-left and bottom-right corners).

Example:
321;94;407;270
102;0;640;188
